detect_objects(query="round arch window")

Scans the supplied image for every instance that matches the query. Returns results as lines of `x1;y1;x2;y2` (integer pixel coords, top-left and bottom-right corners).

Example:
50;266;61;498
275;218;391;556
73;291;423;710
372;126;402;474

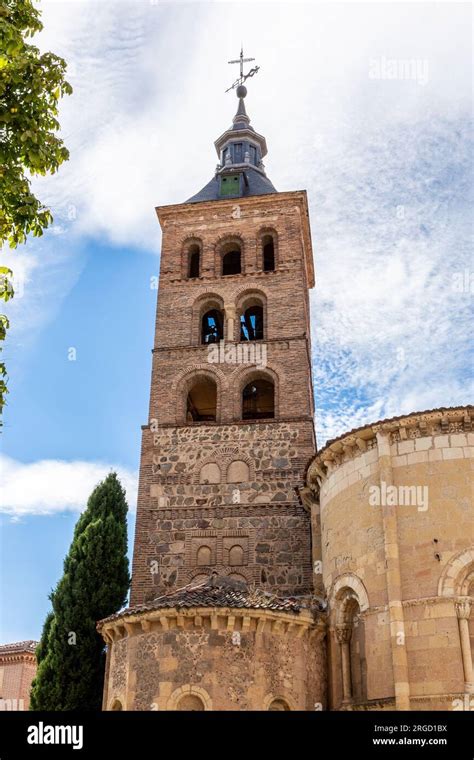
242;379;274;420
268;698;290;711
177;694;205;711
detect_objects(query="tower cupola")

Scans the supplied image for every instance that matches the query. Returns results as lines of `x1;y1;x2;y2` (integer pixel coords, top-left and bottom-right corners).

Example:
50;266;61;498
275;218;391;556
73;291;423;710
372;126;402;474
186;55;276;203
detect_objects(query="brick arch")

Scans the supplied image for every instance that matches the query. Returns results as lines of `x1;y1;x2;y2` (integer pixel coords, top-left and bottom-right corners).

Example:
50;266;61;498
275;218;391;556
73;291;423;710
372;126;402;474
231;364;280;421
172;363;228;392
191;291;225;346
231;282;271;302
183;565;256;585
173;365;227;425
192;447;255;484
226;457;253;483
257;226;279;271
234;287;268;342
214;233;246;276
166;685;212;711
180;236;203;280
329;573;370;622
176;233;204;247
262;693;296;711
228;544;245;566
438;548;474;597
198;461;221;485
236;288;267;307
108;696;125;711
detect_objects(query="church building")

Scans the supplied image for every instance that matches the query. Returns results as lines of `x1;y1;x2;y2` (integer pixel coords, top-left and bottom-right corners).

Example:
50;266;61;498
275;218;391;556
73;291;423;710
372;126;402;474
98;68;473;712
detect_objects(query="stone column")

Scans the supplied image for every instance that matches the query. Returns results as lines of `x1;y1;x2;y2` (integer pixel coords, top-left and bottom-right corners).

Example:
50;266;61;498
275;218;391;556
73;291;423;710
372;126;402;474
376;430;411;711
455;599;473;693
299;486;324;597
336;624;353;705
225;305;236;342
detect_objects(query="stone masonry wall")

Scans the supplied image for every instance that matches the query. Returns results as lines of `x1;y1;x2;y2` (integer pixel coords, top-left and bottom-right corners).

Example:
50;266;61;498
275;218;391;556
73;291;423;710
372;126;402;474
131;420;315;604
104;612;326;711
307;407;474;711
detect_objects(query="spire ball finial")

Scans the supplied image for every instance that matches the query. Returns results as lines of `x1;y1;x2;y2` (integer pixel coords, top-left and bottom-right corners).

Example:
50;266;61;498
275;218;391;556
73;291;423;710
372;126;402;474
236;84;247;99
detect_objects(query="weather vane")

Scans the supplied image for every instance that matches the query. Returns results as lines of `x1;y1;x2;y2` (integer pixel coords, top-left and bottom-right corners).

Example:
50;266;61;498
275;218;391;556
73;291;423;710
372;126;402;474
226;46;260;93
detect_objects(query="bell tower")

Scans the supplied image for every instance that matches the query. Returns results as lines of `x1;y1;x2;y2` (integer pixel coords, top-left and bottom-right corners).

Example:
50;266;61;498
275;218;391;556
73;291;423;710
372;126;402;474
130;76;316;607
99;59;326;712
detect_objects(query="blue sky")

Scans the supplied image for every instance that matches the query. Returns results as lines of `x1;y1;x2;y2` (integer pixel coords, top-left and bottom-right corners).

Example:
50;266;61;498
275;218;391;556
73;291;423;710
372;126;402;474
1;1;472;643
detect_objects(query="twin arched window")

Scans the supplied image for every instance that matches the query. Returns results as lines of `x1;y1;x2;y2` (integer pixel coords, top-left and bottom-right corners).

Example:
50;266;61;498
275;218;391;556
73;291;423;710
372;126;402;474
199;459;250;484
185;376;275;424
199;297;264;343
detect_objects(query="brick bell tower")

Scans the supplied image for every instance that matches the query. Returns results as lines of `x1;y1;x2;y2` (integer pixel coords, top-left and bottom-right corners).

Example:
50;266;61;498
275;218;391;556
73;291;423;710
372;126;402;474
130;81;316;605
99;66;326;711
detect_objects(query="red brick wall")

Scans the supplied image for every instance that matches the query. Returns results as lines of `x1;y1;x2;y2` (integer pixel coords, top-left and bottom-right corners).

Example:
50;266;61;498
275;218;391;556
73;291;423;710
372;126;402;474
130;190;316;606
0;656;37;710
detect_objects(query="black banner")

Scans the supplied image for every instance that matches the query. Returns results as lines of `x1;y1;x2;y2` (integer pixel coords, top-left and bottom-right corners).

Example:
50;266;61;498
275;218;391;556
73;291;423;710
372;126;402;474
0;710;472;757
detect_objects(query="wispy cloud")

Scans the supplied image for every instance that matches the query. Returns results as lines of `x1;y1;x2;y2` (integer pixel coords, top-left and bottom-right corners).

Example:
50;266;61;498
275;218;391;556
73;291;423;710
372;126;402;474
0;455;138;517
308;114;473;443
4;1;472;447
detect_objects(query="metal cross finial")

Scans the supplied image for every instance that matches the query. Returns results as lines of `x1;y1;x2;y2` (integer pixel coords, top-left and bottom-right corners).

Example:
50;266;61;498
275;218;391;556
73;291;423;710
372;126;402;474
226;46;260;93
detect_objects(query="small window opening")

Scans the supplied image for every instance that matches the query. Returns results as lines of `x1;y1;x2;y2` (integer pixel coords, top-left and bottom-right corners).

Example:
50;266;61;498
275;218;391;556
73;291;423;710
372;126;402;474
177;694;205;711
222;249;241;276
233;143;243;163
201;309;224;344
242;379;274;420
262;235;275;271
188;245;200;278
268;698;290;711
240;305;263;341
187;378;217;422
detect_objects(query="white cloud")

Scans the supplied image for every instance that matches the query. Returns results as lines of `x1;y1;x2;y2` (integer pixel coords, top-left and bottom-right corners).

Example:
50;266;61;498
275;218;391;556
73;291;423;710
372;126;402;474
32;1;470;248
0;455;138;517
4;1;471;447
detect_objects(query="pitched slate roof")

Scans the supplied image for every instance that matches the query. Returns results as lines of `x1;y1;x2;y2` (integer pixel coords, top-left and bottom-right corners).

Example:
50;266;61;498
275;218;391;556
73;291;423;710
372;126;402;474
98;575;314;626
185;167;277;204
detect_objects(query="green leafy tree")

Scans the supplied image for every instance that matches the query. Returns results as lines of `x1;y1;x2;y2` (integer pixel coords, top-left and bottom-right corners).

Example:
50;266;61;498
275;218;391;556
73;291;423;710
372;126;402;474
0;0;72;417
30;473;130;711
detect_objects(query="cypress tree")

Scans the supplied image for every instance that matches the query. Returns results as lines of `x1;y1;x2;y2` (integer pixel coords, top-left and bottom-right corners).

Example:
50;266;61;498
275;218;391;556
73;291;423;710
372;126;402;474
30;472;130;710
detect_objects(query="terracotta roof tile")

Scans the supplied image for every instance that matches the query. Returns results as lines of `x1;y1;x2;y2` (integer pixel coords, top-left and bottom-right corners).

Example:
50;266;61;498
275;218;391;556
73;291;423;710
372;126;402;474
0;640;38;655
98;576;319;626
